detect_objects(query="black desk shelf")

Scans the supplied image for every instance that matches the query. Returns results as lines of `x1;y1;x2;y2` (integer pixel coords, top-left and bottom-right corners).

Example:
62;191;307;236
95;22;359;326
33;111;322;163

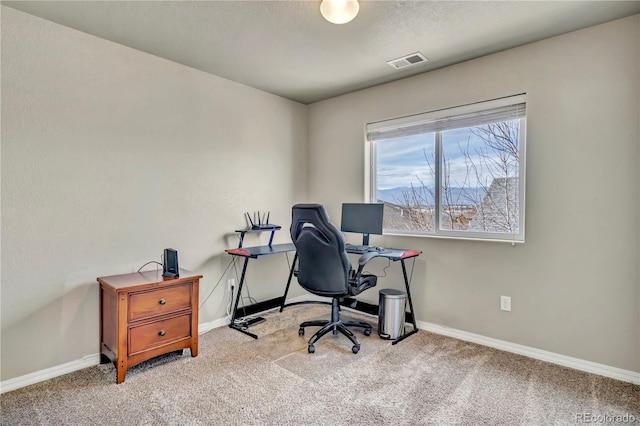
235;224;281;248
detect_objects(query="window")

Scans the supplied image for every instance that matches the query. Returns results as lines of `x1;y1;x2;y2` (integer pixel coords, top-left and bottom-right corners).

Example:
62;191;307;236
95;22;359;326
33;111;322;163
366;94;526;243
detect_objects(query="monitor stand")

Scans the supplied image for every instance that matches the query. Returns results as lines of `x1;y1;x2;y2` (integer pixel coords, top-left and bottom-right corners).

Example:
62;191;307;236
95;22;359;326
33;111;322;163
362;234;370;247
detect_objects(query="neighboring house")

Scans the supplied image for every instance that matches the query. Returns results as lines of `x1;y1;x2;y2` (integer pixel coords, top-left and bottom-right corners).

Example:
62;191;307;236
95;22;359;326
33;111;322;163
382;201;424;231
467;177;519;233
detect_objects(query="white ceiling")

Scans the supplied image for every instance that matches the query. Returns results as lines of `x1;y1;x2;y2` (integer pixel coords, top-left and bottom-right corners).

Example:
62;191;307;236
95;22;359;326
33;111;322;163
3;1;639;104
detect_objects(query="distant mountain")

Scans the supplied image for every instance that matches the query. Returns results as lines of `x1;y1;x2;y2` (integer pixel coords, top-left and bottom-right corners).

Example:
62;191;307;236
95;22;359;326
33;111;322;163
376;186;487;206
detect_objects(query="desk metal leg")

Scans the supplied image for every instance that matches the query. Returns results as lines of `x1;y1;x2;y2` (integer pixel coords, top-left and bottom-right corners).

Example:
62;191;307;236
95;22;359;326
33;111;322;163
392;259;419;345
280;253;297;312
229;257;259;339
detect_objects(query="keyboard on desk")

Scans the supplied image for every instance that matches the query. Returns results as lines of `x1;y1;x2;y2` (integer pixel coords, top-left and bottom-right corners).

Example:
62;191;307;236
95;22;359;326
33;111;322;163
345;244;369;254
345;244;391;254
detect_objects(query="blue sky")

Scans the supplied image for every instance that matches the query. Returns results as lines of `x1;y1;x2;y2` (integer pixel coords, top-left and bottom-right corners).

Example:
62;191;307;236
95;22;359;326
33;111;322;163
376;128;489;190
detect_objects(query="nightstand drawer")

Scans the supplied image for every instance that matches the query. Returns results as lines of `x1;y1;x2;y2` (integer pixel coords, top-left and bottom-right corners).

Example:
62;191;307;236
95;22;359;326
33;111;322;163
128;313;192;355
129;283;192;321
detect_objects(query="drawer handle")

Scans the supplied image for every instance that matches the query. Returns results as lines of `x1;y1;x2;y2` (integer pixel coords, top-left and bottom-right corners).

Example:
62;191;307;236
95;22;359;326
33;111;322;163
158;330;166;336
159;299;166;305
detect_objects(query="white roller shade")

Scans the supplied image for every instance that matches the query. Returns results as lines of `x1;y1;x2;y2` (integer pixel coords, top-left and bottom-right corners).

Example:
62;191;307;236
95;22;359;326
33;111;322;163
367;94;526;141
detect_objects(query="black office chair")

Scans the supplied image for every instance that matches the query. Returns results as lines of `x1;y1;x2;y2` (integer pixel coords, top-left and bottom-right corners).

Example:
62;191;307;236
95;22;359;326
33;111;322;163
290;203;379;354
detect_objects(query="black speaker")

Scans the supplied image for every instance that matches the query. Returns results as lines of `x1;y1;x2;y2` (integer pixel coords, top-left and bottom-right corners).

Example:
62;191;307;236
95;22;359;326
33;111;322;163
163;248;179;278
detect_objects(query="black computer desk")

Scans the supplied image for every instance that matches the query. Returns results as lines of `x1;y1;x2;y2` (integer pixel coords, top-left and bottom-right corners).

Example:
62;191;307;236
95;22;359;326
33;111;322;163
225;244;422;344
225;243;296;338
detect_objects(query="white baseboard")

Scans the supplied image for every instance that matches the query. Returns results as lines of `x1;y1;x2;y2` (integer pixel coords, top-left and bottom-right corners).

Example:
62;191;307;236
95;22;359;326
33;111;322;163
0;354;101;394
0;317;232;394
416;320;640;385
2;301;637;393
198;314;231;335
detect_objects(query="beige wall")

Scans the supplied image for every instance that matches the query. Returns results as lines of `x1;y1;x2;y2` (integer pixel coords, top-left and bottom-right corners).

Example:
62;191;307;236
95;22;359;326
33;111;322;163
0;7;308;381
308;15;640;372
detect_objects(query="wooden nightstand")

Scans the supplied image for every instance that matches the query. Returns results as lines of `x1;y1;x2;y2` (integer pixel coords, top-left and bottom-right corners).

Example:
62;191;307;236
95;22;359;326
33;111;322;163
98;269;202;384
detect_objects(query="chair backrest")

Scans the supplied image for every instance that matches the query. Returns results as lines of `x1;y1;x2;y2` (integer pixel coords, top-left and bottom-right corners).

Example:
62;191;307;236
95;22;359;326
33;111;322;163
290;204;351;297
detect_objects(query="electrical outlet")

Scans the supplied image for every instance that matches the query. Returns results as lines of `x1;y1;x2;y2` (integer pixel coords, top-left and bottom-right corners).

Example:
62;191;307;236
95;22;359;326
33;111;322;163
228;278;235;293
500;295;511;312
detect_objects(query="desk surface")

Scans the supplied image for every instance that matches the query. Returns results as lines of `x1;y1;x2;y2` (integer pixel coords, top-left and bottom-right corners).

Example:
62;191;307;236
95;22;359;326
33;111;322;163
361;248;421;261
226;243;296;258
226;243;420;261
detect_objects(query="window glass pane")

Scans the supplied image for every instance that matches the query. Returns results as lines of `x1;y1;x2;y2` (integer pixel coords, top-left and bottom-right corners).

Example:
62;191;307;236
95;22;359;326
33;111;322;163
440;120;521;234
375;133;436;232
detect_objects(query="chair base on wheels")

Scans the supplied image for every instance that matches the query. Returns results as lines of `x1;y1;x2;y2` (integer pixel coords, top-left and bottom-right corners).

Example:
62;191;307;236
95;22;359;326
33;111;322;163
298;298;372;354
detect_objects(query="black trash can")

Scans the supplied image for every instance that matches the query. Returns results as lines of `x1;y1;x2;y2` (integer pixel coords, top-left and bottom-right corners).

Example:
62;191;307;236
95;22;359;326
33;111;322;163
378;288;406;340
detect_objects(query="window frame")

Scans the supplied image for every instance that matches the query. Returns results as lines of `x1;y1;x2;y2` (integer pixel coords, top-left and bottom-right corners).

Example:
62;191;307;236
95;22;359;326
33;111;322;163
365;94;527;244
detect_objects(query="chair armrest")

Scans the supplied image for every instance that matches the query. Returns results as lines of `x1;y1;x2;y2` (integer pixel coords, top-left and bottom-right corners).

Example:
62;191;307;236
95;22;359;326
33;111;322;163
354;251;379;278
349;252;380;295
358;251;379;267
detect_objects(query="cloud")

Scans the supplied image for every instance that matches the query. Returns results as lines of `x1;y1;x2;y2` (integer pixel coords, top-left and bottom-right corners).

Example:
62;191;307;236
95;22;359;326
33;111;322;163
377;134;506;189
377;163;433;190
374;124;520;191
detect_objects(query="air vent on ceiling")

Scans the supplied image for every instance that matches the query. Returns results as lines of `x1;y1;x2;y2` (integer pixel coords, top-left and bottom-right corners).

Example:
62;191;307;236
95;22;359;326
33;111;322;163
387;52;429;70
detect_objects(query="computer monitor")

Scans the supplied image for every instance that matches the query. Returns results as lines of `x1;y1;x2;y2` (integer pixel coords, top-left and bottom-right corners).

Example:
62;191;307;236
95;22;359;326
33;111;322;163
340;203;384;246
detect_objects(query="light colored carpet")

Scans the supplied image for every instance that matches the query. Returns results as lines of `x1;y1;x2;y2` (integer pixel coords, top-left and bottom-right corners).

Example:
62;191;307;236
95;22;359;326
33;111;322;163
1;305;639;425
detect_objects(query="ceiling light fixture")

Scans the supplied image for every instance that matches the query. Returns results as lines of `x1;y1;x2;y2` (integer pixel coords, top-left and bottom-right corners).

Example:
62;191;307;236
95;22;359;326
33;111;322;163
320;0;359;25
